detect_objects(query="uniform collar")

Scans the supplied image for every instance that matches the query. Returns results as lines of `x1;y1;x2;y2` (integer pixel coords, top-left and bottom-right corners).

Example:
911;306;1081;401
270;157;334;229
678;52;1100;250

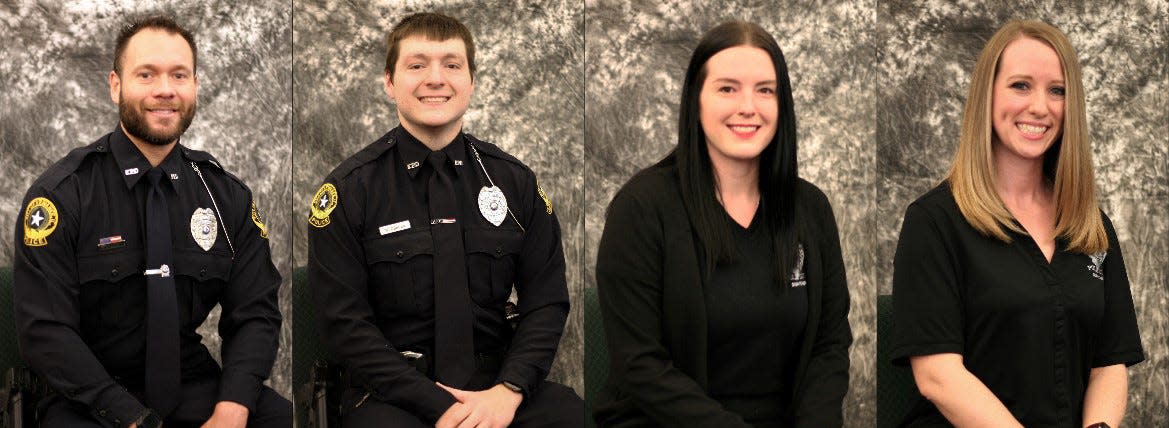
395;126;467;179
109;126;186;189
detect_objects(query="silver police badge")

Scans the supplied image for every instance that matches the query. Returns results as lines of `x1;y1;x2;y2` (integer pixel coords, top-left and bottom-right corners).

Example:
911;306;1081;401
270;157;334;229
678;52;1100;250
477;186;507;226
190;208;218;251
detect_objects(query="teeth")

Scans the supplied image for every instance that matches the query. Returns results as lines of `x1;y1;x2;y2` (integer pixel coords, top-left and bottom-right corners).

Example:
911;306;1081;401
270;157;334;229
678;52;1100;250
420;97;448;103
730;125;758;133
1017;123;1047;134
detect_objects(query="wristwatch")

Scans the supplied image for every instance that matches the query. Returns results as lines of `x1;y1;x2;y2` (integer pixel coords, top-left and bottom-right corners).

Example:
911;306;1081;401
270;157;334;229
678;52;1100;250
501;381;523;394
136;410;163;428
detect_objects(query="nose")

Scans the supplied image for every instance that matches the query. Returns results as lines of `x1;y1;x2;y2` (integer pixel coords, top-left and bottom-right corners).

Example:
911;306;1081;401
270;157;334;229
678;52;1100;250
1027;93;1049;117
737;93;757;117
153;75;176;98
425;65;445;87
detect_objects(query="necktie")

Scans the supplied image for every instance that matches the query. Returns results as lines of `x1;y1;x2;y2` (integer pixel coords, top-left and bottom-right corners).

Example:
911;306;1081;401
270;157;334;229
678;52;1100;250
144;169;180;416
426;151;475;386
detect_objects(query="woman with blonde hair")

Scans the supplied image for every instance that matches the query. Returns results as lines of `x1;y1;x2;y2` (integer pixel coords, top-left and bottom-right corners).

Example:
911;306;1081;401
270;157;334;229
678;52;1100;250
890;20;1144;427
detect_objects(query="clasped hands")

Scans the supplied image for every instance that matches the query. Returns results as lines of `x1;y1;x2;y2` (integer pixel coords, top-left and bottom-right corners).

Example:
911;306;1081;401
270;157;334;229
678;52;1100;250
435;383;523;428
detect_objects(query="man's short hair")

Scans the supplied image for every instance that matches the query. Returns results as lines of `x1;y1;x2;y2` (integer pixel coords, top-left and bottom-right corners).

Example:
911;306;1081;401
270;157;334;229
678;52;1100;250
113;15;197;75
384;13;476;80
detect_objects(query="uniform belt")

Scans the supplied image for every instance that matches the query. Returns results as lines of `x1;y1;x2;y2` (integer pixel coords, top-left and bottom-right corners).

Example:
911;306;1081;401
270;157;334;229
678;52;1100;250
342;348;505;389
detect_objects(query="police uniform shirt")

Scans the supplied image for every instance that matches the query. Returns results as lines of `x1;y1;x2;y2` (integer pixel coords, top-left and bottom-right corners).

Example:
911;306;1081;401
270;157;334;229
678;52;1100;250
889;184;1144;427
14;127;282;427
307;126;568;423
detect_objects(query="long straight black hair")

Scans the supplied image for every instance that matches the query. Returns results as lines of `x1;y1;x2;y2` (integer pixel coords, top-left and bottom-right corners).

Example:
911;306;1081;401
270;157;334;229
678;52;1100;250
674;21;800;281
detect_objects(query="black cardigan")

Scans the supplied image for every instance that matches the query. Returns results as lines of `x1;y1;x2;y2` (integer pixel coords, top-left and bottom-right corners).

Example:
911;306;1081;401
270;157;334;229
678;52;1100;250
593;156;852;427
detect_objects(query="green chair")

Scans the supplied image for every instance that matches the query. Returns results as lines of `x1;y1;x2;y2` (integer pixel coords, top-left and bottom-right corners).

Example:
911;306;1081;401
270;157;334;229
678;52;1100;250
583;287;607;428
292;267;338;428
877;294;920;428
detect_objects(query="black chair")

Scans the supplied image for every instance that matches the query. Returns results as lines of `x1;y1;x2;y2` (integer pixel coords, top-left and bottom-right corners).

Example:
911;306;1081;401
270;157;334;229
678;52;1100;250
582;287;606;428
0;266;48;428
292;267;339;428
876;294;920;428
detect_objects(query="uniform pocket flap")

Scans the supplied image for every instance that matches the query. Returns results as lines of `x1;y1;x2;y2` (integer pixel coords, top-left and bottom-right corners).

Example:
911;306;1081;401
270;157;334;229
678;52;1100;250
78;249;143;283
463;227;524;258
364;228;435;264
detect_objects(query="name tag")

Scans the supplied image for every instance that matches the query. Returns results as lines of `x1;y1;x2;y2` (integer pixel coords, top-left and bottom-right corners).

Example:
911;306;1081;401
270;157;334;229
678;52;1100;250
379;220;411;235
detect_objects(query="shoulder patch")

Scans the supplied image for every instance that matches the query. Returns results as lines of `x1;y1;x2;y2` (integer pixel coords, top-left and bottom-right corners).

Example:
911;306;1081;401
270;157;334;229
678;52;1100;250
537;179;553;215
251;200;269;239
309;183;338;228
23;197;60;246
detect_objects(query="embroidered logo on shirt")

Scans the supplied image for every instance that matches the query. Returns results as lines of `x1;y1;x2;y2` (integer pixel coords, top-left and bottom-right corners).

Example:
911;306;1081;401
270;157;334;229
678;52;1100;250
22;197;59;247
790;244;807;287
1088;251;1106;280
309;183;339;228
537;180;553;215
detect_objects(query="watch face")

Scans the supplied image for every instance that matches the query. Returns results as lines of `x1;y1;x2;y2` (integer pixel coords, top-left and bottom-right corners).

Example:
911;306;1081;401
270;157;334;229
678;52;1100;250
503;381;522;393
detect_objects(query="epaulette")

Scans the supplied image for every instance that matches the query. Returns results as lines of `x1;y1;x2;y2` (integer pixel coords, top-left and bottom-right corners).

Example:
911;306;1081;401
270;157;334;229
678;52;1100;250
39;134;112;191
464;133;527;169
325;131;398;183
180;145;249;191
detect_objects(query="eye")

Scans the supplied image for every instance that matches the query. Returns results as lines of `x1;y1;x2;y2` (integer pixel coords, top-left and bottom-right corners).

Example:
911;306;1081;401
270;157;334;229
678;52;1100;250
406;63;424;70
137;71;153;79
445;62;461;70
758;86;776;95
717;86;736;94
173;72;189;80
1050;86;1066;97
1009;81;1029;91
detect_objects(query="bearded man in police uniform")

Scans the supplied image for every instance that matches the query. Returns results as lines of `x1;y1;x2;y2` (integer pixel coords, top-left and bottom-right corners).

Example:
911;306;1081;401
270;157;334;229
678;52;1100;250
13;16;290;428
306;12;583;428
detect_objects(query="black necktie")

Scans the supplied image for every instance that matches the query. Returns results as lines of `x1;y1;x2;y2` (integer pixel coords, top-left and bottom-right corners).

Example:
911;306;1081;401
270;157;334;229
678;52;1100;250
144;169;180;416
426;151;474;386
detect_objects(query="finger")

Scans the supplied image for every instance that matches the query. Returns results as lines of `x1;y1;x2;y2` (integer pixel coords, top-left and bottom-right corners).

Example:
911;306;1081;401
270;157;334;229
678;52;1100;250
437;382;468;400
456;408;483;428
437;403;471;428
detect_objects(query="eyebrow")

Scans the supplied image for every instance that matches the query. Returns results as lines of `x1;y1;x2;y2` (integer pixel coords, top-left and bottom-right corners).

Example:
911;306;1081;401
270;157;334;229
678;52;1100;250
709;77;777;86
402;52;465;61
1003;74;1065;85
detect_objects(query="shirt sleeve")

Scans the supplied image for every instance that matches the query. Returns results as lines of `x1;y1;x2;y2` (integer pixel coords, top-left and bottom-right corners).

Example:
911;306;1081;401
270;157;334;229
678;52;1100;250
1092;214;1145;368
13;187;148;428
595;184;752;428
496;170;569;394
792;189;852;427
306;179;456;424
889;201;965;365
215;184;284;411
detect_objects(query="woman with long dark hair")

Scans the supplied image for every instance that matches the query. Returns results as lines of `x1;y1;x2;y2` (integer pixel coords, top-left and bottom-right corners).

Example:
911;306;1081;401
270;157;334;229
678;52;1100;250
889;20;1144;427
593;21;852;427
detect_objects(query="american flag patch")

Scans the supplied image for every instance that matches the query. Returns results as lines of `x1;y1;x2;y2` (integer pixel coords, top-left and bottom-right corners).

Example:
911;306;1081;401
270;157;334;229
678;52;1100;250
98;235;126;250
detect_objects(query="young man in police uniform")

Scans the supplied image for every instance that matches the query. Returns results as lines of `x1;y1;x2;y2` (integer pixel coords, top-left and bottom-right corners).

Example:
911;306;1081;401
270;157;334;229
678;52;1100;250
13;16;291;428
307;12;583;428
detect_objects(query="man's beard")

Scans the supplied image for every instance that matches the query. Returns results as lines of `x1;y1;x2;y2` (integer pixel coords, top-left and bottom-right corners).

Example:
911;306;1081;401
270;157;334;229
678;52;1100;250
119;98;196;146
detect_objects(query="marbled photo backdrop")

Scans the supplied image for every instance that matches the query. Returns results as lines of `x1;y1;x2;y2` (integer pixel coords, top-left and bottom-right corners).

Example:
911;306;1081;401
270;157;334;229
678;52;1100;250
0;1;294;399
878;0;1169;425
585;0;878;425
292;0;585;393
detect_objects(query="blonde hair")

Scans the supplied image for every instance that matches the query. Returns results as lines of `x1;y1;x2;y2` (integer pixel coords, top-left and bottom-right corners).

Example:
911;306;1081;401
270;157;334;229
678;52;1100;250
947;19;1107;254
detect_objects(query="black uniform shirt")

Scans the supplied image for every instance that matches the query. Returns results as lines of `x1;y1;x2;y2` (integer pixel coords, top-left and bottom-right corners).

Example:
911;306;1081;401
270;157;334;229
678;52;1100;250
13;127;282;427
704;206;808;427
307;126;568;423
890;184;1144;427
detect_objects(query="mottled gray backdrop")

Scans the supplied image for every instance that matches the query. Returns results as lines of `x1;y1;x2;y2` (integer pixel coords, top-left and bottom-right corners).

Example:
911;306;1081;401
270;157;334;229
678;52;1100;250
292;0;585;394
585;0;878;425
0;1;294;399
877;0;1169;425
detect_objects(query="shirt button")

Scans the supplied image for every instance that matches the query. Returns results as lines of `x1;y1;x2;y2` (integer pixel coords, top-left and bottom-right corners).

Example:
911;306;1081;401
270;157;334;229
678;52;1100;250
200;267;208;277
495;247;502;255
98;409;107;416
110;267;119;277
396;250;405;258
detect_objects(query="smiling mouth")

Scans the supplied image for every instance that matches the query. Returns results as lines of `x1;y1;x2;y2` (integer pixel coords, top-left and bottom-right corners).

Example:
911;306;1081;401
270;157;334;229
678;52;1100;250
729;125;760;136
1016;123;1049;138
419;96;451;104
147;108;179;117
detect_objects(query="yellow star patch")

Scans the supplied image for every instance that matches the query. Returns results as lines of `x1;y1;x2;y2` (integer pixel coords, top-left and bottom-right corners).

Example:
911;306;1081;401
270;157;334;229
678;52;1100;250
251;200;269;239
23;197;59;247
309;183;338;228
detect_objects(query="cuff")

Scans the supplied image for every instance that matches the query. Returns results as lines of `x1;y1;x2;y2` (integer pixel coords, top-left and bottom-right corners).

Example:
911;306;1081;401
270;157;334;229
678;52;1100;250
89;383;147;428
496;361;540;396
217;369;263;412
